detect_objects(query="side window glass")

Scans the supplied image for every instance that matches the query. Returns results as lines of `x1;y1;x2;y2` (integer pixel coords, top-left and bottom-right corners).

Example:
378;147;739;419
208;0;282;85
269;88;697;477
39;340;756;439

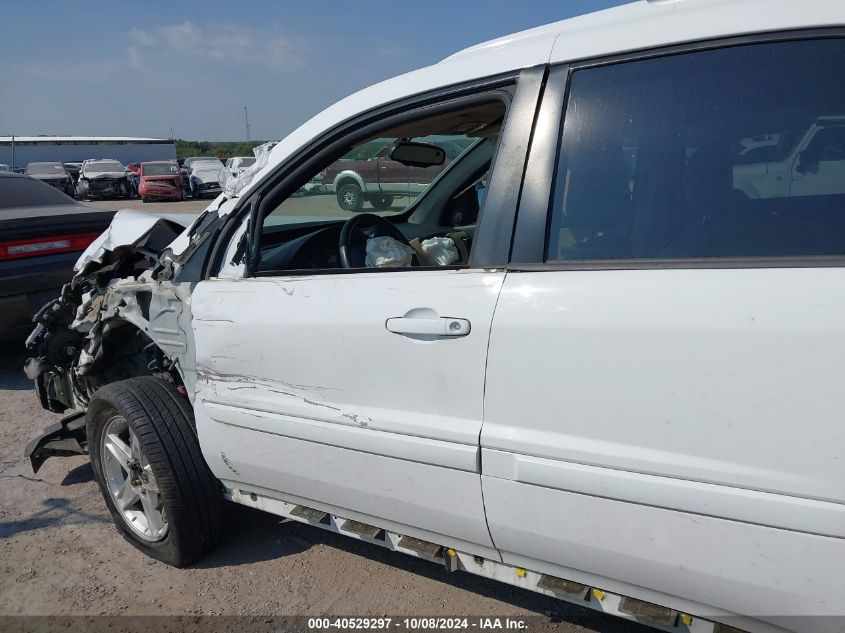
256;99;507;273
547;39;845;261
265;134;476;220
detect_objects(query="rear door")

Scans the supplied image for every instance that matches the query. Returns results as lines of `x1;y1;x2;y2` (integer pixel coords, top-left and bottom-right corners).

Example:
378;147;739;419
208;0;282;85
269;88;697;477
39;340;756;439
481;37;845;629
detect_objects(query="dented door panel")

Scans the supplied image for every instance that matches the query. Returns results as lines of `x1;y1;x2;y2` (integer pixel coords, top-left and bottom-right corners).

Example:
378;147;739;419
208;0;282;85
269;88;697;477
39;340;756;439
191;269;505;553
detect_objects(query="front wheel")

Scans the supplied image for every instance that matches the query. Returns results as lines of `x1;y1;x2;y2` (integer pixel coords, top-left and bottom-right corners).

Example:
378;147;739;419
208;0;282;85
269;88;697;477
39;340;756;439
369;194;394;211
337;183;364;212
87;377;223;567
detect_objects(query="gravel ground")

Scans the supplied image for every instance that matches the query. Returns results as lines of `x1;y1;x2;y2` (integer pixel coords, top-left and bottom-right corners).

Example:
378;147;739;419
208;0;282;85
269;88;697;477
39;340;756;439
0;224;648;632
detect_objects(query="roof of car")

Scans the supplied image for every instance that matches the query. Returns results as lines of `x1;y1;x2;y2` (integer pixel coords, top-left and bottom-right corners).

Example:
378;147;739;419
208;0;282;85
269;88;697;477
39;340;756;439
227;0;844;206
447;0;843;65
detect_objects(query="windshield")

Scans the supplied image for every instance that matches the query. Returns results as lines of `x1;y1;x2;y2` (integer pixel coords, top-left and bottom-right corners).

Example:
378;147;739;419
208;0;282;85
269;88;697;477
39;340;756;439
84;161;124;174
0;176;74;208
144;163;178;176
25;163;66;176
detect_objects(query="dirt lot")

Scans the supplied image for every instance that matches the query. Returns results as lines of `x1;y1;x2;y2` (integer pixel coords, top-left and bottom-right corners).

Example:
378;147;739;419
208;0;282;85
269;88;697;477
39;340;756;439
0;199;647;631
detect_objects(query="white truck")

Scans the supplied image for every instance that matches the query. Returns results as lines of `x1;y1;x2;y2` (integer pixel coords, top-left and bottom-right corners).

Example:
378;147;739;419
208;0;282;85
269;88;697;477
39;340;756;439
22;2;845;632
734;116;845;199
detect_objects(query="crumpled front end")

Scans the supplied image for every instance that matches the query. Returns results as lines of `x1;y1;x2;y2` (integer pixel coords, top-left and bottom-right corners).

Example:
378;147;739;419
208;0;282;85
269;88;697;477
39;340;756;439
79;175;131;200
23;208;218;471
139;176;182;201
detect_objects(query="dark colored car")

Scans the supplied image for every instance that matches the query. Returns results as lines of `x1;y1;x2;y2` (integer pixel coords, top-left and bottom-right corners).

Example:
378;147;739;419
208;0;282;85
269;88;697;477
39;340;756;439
63;163;82;186
126;162;141;198
24;162;75;197
138;161;184;202
0;173;115;341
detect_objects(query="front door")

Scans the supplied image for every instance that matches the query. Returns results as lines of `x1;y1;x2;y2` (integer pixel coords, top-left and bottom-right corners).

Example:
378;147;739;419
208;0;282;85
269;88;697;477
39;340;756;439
192;269;503;555
187;80;532;557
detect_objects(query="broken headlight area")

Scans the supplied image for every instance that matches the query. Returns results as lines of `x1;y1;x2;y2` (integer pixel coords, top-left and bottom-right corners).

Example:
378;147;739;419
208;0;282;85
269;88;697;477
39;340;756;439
22;209;207;470
25;212;196;413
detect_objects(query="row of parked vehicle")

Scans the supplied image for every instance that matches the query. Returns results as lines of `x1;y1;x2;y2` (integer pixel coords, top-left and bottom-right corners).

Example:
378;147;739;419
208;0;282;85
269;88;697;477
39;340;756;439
1;155;257;203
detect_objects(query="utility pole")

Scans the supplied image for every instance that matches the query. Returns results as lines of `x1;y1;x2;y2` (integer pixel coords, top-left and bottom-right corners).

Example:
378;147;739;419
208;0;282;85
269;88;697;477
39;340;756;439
244;106;251;141
10;134;14;171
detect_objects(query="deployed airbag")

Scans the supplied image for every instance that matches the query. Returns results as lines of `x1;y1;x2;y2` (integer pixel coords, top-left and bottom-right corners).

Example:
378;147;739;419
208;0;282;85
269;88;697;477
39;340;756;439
365;236;415;268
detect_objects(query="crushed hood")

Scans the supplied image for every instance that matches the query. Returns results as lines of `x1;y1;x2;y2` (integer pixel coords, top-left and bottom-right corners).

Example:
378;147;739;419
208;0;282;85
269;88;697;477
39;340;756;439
74;208;197;272
191;165;222;182
83;170;126;179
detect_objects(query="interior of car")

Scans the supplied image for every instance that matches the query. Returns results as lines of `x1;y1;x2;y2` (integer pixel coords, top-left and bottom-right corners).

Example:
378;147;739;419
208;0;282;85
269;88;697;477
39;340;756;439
253;99;507;273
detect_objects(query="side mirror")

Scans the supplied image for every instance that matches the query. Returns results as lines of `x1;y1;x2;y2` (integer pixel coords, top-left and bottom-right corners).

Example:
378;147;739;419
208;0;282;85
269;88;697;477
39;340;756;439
388;141;445;168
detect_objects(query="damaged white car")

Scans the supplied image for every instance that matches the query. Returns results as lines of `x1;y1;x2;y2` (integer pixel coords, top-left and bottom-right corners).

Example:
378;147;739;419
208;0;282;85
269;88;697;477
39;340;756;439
23;2;845;632
75;159;132;200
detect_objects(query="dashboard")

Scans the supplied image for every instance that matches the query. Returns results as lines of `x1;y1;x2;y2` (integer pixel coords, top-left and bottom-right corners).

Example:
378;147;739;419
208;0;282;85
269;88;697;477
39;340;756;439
257;219;475;273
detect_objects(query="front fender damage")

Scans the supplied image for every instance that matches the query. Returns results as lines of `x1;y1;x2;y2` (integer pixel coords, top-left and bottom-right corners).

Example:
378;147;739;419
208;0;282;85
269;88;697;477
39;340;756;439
23;208;216;471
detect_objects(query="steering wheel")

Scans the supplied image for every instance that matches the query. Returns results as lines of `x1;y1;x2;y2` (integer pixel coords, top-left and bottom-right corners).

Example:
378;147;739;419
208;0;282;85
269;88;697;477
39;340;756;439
338;213;418;268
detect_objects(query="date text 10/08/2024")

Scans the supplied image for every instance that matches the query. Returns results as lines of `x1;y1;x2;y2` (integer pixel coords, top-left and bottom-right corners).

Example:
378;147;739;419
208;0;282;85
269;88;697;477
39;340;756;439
307;618;528;630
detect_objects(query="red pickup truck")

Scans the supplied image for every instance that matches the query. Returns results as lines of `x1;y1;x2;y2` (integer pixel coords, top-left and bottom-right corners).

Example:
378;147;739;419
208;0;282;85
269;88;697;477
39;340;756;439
319;139;467;211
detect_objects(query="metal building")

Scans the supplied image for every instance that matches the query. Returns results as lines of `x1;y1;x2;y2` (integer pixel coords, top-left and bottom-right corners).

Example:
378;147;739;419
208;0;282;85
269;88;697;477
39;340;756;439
0;137;176;171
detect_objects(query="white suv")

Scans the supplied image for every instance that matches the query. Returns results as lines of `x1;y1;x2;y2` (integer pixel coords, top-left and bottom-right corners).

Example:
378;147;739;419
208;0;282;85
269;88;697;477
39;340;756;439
24;2;845;632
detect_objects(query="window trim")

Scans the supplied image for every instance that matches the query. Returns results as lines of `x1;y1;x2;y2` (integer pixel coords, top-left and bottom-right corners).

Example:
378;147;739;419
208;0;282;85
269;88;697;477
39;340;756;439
509;27;845;270
204;67;547;279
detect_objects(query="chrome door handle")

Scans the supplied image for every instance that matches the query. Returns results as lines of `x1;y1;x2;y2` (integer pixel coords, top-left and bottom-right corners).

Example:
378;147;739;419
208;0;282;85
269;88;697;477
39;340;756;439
386;317;470;337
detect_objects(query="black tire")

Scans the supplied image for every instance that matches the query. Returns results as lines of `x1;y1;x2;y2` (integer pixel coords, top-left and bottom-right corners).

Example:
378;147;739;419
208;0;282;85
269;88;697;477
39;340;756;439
86;376;223;567
369;194;394;211
141;197;149;203
337;182;364;212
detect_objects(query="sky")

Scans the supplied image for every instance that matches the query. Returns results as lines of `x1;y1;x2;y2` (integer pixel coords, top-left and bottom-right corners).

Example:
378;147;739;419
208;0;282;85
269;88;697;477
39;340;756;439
0;1;630;142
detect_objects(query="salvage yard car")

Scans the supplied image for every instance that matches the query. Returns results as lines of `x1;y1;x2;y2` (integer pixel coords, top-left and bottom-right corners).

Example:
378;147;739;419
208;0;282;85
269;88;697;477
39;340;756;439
0;172;113;340
138;161;184;203
188;158;223;198
319;137;468;212
75;159;131;200
24;162;75;197
22;2;845;632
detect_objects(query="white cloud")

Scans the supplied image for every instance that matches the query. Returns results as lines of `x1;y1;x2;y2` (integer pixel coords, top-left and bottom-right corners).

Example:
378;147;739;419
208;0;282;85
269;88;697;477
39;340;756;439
129;27;157;47
127;45;142;70
127;20;304;72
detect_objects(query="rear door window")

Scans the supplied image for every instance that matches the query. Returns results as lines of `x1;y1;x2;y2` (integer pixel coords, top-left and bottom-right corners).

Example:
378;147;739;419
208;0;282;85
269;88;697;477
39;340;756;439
546;38;845;261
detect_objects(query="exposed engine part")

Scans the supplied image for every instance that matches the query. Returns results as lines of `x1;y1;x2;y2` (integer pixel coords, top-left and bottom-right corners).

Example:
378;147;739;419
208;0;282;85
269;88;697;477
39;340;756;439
24;210;202;414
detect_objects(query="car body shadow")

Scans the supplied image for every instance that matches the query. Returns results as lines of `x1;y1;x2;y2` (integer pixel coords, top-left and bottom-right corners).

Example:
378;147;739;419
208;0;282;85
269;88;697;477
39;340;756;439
197;502;649;632
61;462;95;485
191;502;312;568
